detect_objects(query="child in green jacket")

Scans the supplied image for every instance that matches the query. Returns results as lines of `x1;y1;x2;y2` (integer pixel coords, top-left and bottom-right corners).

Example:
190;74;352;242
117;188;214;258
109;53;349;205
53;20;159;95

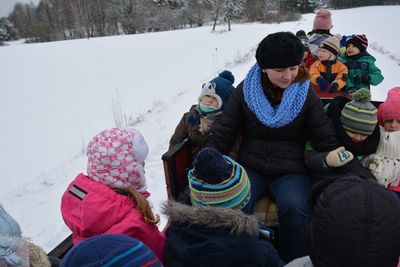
341;34;384;93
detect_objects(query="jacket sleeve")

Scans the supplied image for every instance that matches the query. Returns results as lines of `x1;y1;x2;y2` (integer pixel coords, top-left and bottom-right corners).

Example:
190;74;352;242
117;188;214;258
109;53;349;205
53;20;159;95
169;112;189;148
208;83;245;154
334;62;348;90
368;62;384;86
305;89;341;152
309;61;322;85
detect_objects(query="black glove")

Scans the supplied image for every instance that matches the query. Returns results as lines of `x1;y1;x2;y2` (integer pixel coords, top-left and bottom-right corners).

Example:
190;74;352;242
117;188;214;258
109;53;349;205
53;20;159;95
354;74;370;84
329;82;339;93
317;76;329;91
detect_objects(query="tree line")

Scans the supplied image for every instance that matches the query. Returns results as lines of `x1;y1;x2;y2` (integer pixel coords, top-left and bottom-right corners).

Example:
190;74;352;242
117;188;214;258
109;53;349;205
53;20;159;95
0;0;398;44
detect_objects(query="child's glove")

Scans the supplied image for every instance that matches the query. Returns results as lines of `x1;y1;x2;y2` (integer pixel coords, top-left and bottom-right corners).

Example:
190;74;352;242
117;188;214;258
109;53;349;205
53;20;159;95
325;146;354;167
316;77;329;91
329;82;339;93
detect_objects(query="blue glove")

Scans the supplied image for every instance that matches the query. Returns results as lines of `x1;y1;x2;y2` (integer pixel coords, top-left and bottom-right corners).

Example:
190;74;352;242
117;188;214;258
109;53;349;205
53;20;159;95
329;82;339;93
317;77;329;91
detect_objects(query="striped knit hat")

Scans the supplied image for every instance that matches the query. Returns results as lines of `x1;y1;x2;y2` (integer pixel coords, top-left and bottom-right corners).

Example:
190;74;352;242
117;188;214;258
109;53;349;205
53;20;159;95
340;88;377;135
378;87;400;125
319;36;340;57
61;234;162;267
346;34;368;53
188;148;251;210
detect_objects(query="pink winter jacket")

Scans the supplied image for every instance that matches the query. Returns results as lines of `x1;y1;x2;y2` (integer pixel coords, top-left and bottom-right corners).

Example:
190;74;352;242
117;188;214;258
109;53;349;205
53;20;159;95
61;173;166;263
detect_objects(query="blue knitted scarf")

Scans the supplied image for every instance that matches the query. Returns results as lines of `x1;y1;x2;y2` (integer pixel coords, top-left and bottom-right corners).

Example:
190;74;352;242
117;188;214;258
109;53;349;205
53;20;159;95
243;64;310;128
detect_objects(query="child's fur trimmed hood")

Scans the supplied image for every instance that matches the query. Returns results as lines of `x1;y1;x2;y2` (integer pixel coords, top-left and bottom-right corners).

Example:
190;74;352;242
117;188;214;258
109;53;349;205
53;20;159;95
162;201;259;235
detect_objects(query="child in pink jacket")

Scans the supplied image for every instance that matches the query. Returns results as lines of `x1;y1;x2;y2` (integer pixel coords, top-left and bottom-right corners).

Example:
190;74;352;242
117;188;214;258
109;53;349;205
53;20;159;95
61;128;165;263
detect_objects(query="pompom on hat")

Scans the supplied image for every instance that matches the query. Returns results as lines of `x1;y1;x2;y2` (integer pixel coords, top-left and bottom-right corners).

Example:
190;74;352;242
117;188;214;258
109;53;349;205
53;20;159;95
256;31;304;69
346;34;368;53
313;9;333;31
87;127;150;196
199;70;235;110
378;87;400;125
340;88;378;136
188;148;251;211
60;234;162;267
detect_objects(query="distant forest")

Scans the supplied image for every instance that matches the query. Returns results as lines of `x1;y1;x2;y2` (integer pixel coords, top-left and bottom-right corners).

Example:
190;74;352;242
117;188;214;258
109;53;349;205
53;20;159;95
0;0;399;43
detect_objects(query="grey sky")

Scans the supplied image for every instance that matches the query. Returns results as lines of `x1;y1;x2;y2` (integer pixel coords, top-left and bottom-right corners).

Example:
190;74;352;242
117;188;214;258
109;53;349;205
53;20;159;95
0;0;40;18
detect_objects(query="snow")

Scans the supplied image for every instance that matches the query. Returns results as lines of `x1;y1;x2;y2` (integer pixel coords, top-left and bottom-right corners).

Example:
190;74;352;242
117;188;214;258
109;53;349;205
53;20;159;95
0;6;399;252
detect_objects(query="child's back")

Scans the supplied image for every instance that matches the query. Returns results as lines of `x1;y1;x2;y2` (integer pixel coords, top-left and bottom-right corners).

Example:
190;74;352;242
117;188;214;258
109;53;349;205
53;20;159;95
341;34;384;92
61;128;165;263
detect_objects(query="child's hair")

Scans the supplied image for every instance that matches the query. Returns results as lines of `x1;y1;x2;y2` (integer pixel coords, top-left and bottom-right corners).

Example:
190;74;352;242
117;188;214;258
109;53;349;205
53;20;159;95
114;188;160;225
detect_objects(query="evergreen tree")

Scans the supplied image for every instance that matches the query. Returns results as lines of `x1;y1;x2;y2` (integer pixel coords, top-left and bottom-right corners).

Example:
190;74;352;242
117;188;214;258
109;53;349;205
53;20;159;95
0;17;18;41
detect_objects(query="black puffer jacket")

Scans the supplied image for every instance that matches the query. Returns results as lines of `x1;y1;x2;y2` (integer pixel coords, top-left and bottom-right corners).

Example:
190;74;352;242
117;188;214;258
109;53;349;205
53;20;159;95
308;176;400;267
163;201;284;267
210;81;340;177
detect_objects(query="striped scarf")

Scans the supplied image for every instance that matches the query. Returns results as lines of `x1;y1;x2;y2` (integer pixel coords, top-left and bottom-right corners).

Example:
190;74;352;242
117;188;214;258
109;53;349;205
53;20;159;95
243;63;310;128
188;156;251;210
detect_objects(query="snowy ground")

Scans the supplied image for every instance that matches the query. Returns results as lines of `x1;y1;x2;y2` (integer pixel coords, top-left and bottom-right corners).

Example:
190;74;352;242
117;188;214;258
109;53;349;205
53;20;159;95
0;6;399;252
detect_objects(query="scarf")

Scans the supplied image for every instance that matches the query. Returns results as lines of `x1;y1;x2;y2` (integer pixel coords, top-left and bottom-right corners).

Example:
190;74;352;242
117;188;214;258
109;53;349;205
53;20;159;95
243;63;309;128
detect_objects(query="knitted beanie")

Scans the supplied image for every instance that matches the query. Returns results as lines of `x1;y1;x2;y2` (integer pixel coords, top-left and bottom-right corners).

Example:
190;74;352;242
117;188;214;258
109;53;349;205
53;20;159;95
60;234;162;267
199;70;235;110
340;89;378;135
87;127;149;195
309;176;400;267
346;34;368;53
256;31;304;69
296;30;309;49
312;9;332;31
0;205;28;266
378;87;400;125
319;36;340;57
188;148;251;210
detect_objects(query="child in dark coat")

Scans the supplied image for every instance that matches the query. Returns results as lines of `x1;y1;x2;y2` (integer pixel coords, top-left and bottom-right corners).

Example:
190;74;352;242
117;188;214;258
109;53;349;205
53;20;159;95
169;71;235;161
341;34;384;92
163;148;284;267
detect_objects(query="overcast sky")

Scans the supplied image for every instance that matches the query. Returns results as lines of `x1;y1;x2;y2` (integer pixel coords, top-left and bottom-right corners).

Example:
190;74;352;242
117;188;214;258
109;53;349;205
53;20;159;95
0;0;40;17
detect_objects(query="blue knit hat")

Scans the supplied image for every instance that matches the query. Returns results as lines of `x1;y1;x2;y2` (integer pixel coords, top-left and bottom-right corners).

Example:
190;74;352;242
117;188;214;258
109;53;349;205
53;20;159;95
199;70;235;110
61;234;162;267
0;205;28;266
188;148;251;210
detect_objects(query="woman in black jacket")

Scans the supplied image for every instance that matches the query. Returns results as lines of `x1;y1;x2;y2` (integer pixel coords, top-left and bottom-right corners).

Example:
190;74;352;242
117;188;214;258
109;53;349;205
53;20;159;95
209;32;342;263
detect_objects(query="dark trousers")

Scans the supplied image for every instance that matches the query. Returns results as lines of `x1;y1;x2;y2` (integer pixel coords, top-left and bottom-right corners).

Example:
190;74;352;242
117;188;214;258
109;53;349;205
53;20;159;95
246;168;310;263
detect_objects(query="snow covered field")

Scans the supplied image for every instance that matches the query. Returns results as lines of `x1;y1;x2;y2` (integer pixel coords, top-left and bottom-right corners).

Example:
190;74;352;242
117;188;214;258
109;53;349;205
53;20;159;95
1;5;399;252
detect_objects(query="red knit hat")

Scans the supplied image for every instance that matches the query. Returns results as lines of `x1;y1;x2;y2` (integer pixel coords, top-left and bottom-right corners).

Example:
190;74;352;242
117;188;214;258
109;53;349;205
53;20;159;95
86;128;150;196
346;34;368;53
378;87;400;125
313;9;332;31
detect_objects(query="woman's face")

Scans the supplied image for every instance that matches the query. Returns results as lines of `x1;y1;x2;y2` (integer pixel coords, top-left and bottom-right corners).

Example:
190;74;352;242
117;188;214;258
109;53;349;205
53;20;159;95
384;119;400;132
264;66;299;89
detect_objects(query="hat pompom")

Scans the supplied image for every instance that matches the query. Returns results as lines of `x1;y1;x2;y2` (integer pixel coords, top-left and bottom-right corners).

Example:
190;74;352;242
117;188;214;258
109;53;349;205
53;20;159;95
218;70;235;84
193;148;232;184
352;88;371;103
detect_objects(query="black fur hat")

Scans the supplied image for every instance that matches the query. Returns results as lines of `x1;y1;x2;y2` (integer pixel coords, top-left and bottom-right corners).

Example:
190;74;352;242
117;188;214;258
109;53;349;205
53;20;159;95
256;31;304;69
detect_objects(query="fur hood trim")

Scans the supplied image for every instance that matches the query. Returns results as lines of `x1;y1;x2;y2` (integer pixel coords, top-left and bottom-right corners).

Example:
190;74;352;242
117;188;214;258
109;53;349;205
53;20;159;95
162;201;259;235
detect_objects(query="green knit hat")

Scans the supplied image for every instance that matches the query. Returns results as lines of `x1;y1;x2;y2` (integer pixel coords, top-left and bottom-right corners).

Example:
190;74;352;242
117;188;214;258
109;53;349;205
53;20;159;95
340;89;377;135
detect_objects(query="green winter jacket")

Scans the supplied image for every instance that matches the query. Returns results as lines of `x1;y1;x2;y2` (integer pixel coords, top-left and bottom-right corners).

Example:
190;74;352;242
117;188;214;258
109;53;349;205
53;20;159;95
341;51;384;92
